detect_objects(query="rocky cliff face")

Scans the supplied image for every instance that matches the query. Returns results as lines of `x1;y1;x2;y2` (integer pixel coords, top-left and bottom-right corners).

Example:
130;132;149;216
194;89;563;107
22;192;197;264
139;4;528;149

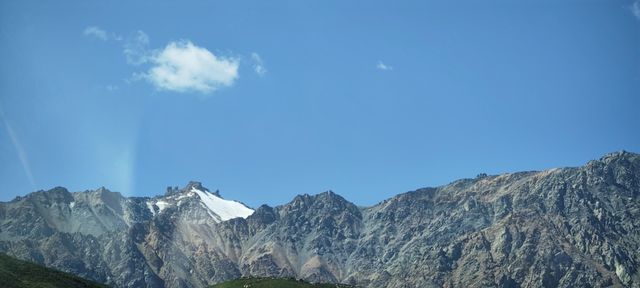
1;151;639;288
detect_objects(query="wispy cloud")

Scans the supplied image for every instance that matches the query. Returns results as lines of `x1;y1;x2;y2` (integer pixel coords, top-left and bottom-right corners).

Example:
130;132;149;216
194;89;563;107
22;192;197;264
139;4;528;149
83;26;123;42
0;109;36;188
632;0;640;20
144;40;239;94
83;26;108;41
376;61;393;71
251;52;267;76
124;30;150;65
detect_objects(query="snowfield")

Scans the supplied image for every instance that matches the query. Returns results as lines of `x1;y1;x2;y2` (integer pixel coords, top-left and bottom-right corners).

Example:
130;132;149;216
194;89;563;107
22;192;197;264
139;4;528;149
192;188;254;221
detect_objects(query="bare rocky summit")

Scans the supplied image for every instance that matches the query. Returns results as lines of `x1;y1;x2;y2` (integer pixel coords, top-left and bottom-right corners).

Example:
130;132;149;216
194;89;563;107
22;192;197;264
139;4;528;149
0;151;638;287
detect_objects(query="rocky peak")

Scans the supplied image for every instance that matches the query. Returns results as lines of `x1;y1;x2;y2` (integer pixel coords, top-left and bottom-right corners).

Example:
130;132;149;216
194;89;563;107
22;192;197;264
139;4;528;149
86;186;122;199
185;181;207;192
247;204;277;231
316;190;357;209
49;186;71;195
85;187;121;198
48;186;73;199
587;150;638;169
24;187;74;204
599;150;635;162
150;181;252;223
82;187;125;216
584;151;639;192
165;185;180;196
165;181;221;197
279;190;361;223
289;190;346;206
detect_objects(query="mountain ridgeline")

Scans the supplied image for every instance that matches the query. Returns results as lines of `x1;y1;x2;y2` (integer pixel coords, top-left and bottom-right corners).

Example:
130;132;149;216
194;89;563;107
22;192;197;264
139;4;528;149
0;151;639;287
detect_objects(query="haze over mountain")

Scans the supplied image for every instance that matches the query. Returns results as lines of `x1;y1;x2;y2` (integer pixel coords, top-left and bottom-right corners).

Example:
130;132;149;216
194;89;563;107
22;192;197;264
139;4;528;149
0;151;638;287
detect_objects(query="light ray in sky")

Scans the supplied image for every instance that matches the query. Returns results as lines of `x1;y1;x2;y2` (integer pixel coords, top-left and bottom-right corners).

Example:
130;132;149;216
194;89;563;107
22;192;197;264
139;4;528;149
0;109;36;189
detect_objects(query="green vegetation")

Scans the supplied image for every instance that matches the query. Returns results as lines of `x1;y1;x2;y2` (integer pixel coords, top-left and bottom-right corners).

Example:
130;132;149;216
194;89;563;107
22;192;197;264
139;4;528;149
0;253;109;288
211;277;355;288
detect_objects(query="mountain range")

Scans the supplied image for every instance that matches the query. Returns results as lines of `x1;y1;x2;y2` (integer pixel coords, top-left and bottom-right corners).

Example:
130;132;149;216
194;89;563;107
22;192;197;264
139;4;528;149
0;151;638;287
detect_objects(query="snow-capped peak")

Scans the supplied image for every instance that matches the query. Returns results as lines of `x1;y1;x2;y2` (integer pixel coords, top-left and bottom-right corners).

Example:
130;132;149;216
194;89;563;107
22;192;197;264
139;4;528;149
191;188;254;221
146;184;254;222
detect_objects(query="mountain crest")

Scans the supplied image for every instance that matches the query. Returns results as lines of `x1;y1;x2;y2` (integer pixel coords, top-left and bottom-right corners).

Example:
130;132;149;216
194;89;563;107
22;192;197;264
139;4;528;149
149;181;253;222
185;181;207;192
1;151;639;287
165;181;221;197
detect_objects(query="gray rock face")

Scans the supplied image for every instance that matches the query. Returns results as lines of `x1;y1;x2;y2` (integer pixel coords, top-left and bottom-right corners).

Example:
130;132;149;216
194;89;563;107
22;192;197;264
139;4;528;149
1;151;639;287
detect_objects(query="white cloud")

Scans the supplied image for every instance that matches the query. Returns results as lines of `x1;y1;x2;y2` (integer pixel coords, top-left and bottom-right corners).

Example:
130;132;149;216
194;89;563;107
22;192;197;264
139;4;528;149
251;52;267;76
144;40;239;94
632;0;640;19
376;61;393;71
84;28;242;95
83;26;108;41
123;30;150;65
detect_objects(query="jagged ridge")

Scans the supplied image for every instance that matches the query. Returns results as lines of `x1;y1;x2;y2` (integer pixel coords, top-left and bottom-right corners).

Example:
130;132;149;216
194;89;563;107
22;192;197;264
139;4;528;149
0;151;638;287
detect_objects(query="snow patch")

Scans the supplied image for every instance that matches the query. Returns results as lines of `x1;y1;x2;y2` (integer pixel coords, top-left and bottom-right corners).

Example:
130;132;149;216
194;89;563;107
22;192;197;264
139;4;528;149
175;192;193;201
69;201;76;209
156;200;170;213
192;188;254;222
146;201;156;216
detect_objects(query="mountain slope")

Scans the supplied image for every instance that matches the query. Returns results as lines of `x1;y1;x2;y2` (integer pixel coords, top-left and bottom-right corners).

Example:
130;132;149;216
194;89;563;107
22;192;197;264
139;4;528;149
0;151;638;287
0;252;108;288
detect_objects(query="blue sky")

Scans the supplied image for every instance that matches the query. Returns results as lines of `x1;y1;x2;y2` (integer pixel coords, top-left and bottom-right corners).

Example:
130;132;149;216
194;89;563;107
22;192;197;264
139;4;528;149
1;0;639;207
